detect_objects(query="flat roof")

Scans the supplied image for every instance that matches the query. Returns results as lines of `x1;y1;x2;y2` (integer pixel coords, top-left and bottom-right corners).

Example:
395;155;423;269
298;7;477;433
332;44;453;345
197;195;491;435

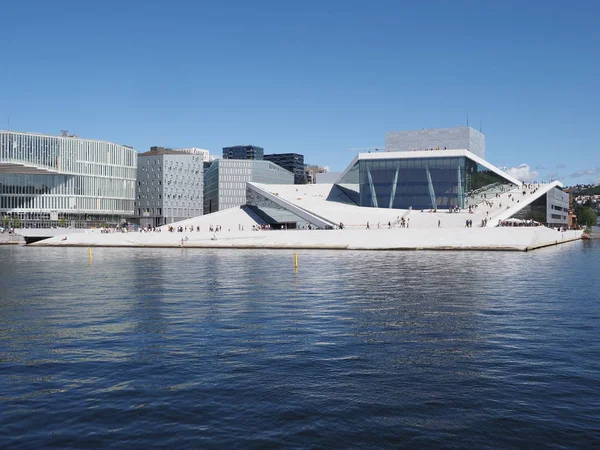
138;148;194;156
0;129;132;147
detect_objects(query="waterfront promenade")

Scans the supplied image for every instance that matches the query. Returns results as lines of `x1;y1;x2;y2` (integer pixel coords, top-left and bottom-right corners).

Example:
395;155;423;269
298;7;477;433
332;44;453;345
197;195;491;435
31;226;582;251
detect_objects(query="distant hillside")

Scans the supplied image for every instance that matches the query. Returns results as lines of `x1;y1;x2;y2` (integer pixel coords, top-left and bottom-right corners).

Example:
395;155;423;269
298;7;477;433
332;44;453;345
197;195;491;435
569;184;600;195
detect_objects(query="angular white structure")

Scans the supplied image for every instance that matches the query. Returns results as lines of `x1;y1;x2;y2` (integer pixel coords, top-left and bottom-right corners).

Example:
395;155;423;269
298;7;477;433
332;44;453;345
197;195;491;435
241;148;569;230
31;137;580;250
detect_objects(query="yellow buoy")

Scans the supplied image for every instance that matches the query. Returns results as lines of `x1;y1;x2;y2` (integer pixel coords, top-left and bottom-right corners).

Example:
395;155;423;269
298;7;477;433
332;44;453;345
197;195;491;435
294;252;298;269
88;247;93;264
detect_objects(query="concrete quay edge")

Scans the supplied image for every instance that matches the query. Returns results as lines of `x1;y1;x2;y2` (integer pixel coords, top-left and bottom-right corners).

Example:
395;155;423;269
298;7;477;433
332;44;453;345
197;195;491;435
29;228;583;252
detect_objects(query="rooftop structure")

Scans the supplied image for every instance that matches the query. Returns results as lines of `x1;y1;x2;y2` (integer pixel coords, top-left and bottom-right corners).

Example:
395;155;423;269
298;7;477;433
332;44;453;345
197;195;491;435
222;145;264;160
171;147;210;160
386;126;485;159
144;146;210;160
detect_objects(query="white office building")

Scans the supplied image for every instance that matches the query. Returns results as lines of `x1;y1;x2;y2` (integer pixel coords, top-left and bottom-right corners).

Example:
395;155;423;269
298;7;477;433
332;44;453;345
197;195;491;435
0;130;137;228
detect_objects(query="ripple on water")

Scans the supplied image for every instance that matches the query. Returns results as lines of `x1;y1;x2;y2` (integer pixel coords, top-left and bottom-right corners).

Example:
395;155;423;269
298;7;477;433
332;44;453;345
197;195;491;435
0;244;599;448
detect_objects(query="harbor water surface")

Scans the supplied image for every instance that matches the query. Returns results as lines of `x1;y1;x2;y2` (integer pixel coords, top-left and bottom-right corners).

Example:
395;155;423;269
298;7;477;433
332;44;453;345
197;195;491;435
1;242;599;448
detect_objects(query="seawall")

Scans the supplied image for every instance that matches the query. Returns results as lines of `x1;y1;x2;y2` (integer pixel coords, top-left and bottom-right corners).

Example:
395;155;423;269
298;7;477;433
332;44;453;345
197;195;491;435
30;227;583;252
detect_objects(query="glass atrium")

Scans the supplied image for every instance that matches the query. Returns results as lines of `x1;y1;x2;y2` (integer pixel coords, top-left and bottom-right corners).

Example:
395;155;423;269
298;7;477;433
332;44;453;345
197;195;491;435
336;156;517;210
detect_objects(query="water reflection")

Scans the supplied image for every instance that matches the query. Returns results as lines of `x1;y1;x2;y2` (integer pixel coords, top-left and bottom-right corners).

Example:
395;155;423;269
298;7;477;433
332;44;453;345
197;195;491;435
0;242;598;448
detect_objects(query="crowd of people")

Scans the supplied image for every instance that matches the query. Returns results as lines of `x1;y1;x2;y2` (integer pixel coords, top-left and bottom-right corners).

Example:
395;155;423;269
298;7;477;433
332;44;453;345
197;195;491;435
498;219;541;227
161;223;297;232
411;146;448;151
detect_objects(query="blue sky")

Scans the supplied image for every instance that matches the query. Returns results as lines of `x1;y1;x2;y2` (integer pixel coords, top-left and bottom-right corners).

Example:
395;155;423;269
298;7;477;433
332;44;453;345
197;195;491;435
1;0;599;185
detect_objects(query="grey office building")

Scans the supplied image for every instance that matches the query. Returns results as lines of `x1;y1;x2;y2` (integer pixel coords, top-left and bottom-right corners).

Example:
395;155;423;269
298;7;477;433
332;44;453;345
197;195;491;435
386;126;485;159
204;159;293;214
264;153;305;184
136;147;204;227
222;145;264;160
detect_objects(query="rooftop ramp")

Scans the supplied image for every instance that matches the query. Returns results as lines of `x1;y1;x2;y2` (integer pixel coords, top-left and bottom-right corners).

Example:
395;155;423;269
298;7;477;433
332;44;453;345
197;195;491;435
249;181;560;230
484;181;563;227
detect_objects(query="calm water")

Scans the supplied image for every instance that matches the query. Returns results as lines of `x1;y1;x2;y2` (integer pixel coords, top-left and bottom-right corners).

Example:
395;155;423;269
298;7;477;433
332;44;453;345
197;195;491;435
1;242;599;449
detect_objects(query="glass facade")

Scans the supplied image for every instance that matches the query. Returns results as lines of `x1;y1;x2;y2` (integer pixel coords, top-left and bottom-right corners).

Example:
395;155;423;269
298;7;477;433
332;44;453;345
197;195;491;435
336;156;516;210
263;153;306;184
204;161;220;214
222;145;264;160
246;188;310;228
0;131;137;227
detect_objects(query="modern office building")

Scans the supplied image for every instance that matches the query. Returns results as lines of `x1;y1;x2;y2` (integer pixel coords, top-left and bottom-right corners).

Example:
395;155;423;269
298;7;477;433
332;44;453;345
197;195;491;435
0;130;136;228
222;145;264;160
386;126;485;159
204;159;293;214
264;153;305;184
136;147;205;227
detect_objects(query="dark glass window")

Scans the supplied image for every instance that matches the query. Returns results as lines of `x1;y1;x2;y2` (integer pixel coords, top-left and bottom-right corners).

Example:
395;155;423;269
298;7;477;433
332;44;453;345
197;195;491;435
336;162;360;205
343;156;516;210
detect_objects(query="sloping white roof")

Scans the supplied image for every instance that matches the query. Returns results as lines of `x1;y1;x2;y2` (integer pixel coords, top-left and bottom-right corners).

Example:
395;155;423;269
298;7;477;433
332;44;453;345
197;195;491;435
248;180;560;230
486;180;564;226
